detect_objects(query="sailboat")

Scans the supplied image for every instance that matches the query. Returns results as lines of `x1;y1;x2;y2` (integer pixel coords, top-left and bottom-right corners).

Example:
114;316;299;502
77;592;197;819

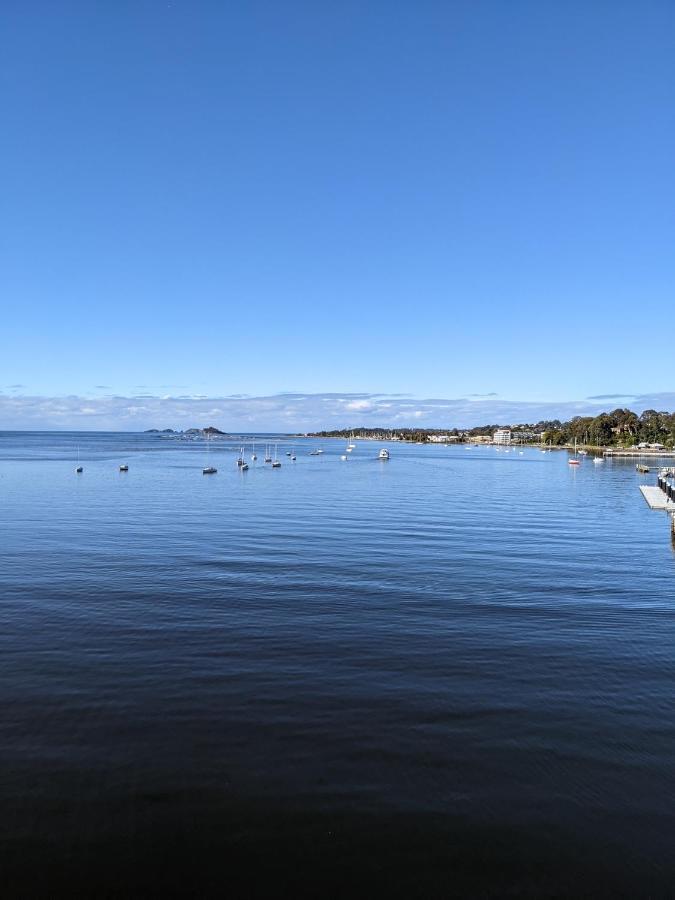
237;446;245;467
568;438;581;466
264;444;272;463
75;444;83;473
203;434;217;474
290;447;296;461
272;444;281;467
251;441;257;461
240;447;249;471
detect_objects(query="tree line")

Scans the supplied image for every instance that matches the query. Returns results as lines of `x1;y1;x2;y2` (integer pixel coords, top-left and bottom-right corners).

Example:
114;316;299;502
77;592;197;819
311;408;675;447
537;408;675;447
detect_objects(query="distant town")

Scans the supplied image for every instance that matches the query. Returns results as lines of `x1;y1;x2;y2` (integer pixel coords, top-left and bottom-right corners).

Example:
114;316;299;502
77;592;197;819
310;408;675;449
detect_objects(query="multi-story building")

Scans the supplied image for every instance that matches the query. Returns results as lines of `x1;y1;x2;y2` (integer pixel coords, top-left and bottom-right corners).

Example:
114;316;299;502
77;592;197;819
493;429;512;445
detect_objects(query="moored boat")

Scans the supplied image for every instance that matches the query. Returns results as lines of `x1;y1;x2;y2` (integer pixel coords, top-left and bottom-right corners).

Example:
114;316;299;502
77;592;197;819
203;434;217;473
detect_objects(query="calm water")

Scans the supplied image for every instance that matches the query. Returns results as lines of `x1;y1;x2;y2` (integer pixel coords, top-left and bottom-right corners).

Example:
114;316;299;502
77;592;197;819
1;432;674;897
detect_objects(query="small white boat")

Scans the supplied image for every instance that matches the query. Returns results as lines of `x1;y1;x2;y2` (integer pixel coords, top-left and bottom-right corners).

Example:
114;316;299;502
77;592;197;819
203;435;217;473
378;448;390;460
341;454;347;460
119;464;129;472
264;444;272;463
593;457;604;464
272;444;281;467
251;441;257;461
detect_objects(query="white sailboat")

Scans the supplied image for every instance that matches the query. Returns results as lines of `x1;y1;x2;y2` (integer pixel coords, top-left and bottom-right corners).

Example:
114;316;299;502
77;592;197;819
203;434;217;474
272;444;281;467
251;441;257;461
569;438;580;466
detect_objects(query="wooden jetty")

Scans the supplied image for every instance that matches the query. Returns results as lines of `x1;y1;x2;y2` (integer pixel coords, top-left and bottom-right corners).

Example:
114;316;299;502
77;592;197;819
605;449;675;458
640;486;675;511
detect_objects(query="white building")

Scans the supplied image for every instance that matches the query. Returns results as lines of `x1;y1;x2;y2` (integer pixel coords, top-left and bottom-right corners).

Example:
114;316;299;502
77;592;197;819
493;429;512;445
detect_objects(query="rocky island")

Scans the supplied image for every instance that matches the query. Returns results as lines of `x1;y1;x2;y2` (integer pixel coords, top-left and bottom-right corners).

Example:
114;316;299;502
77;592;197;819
145;426;229;437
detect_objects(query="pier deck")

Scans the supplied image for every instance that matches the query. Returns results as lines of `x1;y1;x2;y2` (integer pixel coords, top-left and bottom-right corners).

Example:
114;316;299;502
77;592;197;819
639;486;675;511
605;450;675;458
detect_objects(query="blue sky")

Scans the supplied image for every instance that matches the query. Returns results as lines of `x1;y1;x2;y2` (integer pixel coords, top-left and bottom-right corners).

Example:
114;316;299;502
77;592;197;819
2;1;674;429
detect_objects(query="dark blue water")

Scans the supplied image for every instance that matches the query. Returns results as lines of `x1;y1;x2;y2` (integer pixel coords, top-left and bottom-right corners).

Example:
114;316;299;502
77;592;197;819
2;432;674;897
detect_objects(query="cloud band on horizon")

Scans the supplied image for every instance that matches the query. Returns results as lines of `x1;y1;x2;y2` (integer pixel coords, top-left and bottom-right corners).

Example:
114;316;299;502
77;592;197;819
1;391;675;431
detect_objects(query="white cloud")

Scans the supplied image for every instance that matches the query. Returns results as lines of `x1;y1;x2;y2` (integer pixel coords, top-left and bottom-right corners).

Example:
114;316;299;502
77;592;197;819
345;399;375;411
